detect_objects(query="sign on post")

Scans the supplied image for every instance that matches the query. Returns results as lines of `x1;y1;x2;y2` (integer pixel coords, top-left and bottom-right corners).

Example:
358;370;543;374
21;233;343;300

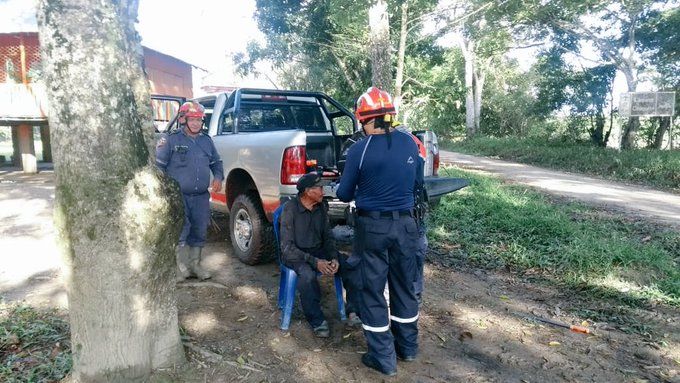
619;92;676;117
619;91;676;150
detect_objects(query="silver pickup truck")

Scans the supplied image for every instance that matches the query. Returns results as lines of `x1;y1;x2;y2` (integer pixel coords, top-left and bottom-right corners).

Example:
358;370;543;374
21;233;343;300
160;88;447;265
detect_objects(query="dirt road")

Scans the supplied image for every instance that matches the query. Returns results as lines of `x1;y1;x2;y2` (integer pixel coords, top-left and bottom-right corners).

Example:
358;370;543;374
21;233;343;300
2;161;679;382
439;151;680;229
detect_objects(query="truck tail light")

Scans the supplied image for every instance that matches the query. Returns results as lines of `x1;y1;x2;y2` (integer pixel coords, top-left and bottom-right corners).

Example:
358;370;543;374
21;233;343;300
281;146;307;185
433;151;440;176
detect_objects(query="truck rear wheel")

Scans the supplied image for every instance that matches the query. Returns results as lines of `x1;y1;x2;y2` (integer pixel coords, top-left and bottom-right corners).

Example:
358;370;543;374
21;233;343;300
229;193;275;265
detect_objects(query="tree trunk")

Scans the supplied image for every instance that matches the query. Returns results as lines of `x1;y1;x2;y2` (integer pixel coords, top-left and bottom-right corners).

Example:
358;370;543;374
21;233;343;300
394;0;409;117
369;0;392;91
36;1;185;381
473;61;487;135
652;117;670;149
460;38;476;138
589;111;606;147
620;67;640;149
622;117;641;149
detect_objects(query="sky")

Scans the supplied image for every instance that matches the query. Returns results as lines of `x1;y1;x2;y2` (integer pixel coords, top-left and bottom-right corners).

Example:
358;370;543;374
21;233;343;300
0;0;270;91
0;0;650;99
136;0;263;71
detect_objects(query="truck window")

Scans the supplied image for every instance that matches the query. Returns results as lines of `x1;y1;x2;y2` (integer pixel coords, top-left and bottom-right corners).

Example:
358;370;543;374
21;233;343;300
292;106;328;132
333;115;354;135
238;109;260;132
222;111;234;134
151;99;181;133
202;112;211;134
263;109;287;128
237;106;296;132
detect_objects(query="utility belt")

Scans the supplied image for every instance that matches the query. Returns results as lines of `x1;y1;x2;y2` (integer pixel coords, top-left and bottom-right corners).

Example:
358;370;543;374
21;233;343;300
183;190;209;197
357;209;413;219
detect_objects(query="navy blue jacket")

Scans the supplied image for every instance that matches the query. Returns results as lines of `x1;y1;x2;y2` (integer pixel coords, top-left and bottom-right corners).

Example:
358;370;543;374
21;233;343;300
155;128;224;194
337;129;422;211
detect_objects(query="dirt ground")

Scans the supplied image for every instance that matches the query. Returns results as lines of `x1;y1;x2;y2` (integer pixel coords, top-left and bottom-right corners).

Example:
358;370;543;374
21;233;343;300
2;163;680;383
168;213;680;383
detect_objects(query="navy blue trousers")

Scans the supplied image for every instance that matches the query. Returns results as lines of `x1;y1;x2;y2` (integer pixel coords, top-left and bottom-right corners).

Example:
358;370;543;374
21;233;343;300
179;192;210;247
414;224;427;299
286;249;355;328
355;214;420;373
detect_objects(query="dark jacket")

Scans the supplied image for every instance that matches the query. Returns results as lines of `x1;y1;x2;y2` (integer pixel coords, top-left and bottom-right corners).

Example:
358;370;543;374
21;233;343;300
280;197;337;268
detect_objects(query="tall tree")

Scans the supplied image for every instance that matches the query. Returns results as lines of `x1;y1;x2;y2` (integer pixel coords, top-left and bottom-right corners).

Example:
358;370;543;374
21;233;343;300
238;0;437;109
506;0;679;148
36;0;185;380
394;0;409;113
433;0;514;138
392;0;439;118
533;47;616;145
237;0;372;106
369;0;393;90
638;6;680;149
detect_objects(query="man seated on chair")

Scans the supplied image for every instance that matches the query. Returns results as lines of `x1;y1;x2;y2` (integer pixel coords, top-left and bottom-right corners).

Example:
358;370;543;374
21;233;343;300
280;172;361;337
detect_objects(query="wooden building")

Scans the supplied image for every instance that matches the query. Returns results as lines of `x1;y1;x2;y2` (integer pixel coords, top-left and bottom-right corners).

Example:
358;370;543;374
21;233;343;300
0;32;193;172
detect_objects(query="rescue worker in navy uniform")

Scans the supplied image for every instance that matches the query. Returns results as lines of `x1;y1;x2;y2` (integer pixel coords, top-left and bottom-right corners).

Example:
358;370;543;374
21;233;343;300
337;87;424;376
156;101;224;281
279;172;339;337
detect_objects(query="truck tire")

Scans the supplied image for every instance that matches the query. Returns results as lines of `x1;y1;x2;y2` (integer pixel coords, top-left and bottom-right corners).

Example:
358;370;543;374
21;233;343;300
229;193;275;265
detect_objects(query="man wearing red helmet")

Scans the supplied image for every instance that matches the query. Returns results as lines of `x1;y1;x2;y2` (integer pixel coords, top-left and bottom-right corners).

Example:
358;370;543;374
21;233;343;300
337;87;423;376
156;101;224;281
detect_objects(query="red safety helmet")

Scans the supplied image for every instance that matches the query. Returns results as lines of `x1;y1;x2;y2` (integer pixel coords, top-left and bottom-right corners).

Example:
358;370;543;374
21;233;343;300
355;87;396;123
178;101;205;124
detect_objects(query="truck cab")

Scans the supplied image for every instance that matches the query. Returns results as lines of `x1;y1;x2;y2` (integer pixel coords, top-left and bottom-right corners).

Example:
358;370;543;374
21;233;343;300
164;89;356;264
158;88;450;266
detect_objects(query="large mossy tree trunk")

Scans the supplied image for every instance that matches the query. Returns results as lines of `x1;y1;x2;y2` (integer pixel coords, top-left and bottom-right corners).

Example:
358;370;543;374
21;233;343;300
36;0;185;381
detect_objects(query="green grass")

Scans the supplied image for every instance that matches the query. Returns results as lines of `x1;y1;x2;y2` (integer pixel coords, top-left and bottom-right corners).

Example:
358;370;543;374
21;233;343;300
430;167;680;306
0;304;71;382
443;136;680;192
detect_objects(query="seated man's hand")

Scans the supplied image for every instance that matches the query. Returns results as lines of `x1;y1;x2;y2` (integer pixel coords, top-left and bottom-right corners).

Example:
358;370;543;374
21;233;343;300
317;259;338;275
329;259;339;274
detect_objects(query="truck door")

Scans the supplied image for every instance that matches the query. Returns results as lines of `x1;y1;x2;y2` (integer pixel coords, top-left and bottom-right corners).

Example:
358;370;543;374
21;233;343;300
151;95;185;133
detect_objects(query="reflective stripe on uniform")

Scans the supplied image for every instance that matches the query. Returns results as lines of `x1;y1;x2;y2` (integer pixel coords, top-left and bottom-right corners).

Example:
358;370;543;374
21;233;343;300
358;136;372;170
390;313;419;323
362;322;390;332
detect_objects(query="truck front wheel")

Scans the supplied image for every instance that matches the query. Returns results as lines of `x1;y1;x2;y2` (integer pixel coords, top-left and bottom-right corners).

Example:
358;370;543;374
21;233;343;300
229;193;275;265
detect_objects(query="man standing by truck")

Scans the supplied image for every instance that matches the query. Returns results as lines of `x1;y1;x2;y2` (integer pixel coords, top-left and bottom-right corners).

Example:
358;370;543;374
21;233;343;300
156;101;224;281
336;87;422;376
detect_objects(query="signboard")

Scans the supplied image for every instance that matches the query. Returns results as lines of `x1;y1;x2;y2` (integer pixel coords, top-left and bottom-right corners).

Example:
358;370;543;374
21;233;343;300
619;92;676;117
